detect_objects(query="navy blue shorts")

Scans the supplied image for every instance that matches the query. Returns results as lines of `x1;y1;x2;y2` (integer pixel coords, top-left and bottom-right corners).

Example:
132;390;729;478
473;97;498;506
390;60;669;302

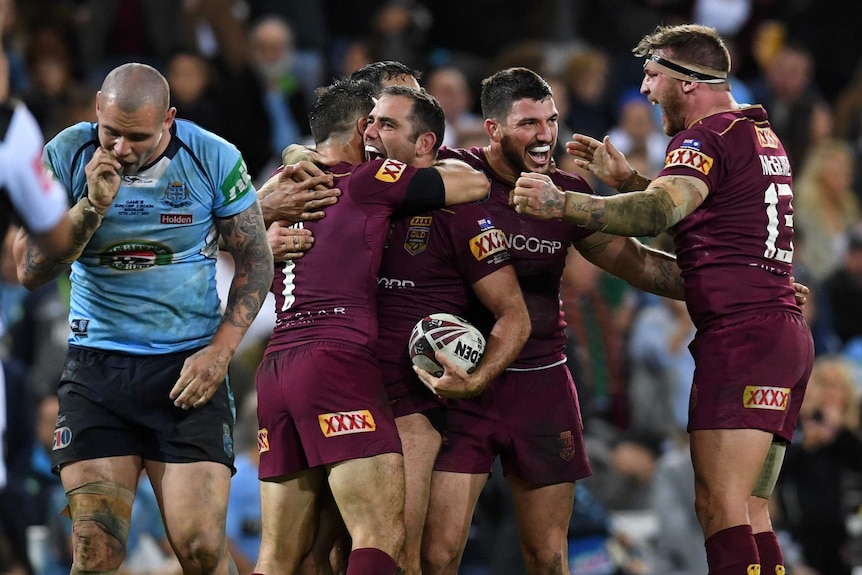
51;346;236;473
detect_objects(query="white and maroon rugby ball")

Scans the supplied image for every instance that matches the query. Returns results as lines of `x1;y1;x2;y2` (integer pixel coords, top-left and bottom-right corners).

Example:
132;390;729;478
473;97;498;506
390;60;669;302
408;313;486;377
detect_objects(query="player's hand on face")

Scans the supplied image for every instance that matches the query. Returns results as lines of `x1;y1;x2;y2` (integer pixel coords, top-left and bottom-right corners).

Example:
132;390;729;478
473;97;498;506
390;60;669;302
84;147;123;214
566;134;632;189
268;221;314;261
414;353;486;400
169;345;232;410
511;172;564;220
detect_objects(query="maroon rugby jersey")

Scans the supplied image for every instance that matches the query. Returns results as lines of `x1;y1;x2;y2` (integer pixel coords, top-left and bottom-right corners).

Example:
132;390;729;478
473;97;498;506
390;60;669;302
438;146;595;370
660;105;799;330
376;204;511;394
266;158;444;352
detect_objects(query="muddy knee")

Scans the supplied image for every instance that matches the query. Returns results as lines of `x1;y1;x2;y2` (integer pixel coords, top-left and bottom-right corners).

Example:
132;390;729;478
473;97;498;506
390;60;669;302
65;481;134;574
172;530;226;574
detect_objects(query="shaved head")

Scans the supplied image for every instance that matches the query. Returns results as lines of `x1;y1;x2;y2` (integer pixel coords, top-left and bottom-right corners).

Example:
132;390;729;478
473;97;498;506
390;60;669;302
100;63;170;114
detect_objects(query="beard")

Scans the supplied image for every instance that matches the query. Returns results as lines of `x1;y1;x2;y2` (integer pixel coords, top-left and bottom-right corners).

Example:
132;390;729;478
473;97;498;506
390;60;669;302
500;134;552;175
660;88;687;136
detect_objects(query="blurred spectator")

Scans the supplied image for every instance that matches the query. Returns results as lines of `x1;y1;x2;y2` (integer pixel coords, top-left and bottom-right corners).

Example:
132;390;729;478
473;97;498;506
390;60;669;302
775;356;862;575
561;48;613;140
424;65;482;148
691;0;751;37
605;88;669;178
833;62;862;203
165;50;225;137
247;16;311;172
824;225;862;349
793;139;860;283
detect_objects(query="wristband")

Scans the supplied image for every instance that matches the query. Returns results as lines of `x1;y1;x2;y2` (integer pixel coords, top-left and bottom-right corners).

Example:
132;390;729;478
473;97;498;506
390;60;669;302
617;169;651;193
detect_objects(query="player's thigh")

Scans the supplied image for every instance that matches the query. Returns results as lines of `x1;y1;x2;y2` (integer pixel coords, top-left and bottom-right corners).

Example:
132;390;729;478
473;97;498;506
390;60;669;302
327;452;405;536
258;469;325;564
146;460;232;544
59;455;143;493
689;428;774;500
508;476;575;552
423;470;488;554
397;413;443;499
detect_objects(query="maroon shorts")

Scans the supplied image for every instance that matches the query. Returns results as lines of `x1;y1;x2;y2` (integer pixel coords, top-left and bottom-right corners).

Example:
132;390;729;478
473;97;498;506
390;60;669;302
255;342;402;480
435;363;592;485
687;311;814;442
387;376;446;420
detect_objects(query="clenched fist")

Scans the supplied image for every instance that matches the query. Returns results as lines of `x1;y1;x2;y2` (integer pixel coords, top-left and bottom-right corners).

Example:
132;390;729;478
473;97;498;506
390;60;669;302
85;147;122;214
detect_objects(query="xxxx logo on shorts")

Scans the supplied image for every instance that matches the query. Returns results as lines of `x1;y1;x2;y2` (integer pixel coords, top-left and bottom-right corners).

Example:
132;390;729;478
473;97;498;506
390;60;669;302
258;428;270;453
318;410;377;437
743;386;790;411
665;147;714;175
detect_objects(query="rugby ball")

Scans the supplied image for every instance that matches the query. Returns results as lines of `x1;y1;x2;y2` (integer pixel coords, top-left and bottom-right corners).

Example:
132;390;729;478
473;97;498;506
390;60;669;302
408;313;486;377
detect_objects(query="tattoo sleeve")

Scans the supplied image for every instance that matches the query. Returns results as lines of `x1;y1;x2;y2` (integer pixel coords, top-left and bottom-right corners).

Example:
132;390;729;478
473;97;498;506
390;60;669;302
216;202;275;332
18;197;105;289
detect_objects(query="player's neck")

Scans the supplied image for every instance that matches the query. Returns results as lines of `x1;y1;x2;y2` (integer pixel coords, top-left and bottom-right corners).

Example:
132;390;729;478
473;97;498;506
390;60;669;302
687;91;740;127
484;144;518;183
316;137;365;166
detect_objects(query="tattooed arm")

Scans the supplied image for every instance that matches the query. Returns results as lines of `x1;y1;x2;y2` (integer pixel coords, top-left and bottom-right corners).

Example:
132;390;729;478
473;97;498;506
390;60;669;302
511;173;708;238
169;201;274;409
575;232;684;300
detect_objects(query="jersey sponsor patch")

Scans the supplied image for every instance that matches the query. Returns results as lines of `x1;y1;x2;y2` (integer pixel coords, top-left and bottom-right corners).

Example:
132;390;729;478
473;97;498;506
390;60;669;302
665;147;714;175
258;428;270;453
52;427;72;450
477;217;494;231
160;213;193;225
470;228;507;261
318;410;377;437
404;215;432;255
755;126;779;149
375;158;406;183
98;241;174;270
220;158;252;204
743;386;790;411
681;138;702;150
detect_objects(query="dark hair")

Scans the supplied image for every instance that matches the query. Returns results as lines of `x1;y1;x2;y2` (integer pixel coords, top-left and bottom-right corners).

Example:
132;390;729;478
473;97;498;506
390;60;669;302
379;85;446;153
480;67;552;122
633;24;731;75
309;77;375;144
350;60;421;94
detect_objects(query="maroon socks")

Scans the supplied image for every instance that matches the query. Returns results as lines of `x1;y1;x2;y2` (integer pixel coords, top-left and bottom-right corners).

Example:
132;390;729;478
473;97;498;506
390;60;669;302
754;531;785;575
705;524;761;575
345;547;398;575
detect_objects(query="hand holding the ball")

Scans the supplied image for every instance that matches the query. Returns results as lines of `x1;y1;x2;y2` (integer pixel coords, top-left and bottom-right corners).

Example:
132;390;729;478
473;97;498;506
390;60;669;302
414;353;488;399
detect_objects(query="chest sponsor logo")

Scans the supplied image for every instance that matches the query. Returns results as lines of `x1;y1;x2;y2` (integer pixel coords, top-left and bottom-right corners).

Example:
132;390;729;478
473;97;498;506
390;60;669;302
53;427;72;450
160;214;193;224
318;410;377;437
559;430;575;461
258;428;270;453
665;147;714;175
99;241;173;270
506;234;564;254
470;228;507;261
404;215;432;255
163;181;192;208
755;126;779;149
378;277;415;288
375;158;406;183
743;386;790;411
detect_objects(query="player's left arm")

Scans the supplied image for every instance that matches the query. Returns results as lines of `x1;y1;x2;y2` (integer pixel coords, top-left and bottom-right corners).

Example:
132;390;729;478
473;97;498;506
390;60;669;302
415;266;530;399
512;173;709;238
576;232;684;300
170;202;274;409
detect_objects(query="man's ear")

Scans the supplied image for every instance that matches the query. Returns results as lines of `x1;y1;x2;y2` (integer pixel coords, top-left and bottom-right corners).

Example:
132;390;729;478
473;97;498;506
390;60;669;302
357;116;369;135
416;131;437;157
484;118;500;142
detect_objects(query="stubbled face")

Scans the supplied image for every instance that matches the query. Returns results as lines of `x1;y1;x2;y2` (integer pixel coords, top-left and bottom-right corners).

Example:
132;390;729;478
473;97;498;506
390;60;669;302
494;97;557;175
641;53;690;137
96;94;174;174
364;94;420;165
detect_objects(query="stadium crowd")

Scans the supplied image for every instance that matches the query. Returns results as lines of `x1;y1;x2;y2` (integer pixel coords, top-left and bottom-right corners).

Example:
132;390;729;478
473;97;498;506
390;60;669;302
2;0;862;574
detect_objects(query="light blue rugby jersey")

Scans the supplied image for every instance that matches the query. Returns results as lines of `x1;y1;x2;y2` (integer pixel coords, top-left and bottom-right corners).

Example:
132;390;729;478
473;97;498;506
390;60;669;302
45;119;257;354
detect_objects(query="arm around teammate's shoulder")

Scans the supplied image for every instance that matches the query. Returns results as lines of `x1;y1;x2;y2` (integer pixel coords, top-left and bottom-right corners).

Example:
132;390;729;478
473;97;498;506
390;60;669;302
433;158;489;206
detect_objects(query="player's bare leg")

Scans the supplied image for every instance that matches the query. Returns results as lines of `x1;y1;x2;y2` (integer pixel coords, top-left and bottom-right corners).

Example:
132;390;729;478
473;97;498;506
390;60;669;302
254;468;325;575
421;471;488;575
508;477;575;575
327;452;405;574
60;456;143;575
394;414;443;575
298;485;349;575
147;460;235;575
690;428;774;575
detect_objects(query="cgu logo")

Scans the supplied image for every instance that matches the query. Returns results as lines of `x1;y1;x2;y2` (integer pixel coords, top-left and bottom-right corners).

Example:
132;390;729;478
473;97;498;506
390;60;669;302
318;410;377;437
743;386;790;411
454;340;481;363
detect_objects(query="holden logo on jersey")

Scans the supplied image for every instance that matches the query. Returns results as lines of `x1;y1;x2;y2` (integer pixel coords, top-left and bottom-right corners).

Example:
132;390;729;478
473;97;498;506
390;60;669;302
665;147;714;175
99;241;173;271
743;386;790;411
404;215;432;255
318;410;377;437
52;427;72;450
258;428;270;453
559;430;575;461
375;158;406;183
163;181;192;208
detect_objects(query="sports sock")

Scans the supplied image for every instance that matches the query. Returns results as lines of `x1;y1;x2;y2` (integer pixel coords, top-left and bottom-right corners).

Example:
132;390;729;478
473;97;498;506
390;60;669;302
754;531;785;575
705;524;761;575
345;547;398;575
